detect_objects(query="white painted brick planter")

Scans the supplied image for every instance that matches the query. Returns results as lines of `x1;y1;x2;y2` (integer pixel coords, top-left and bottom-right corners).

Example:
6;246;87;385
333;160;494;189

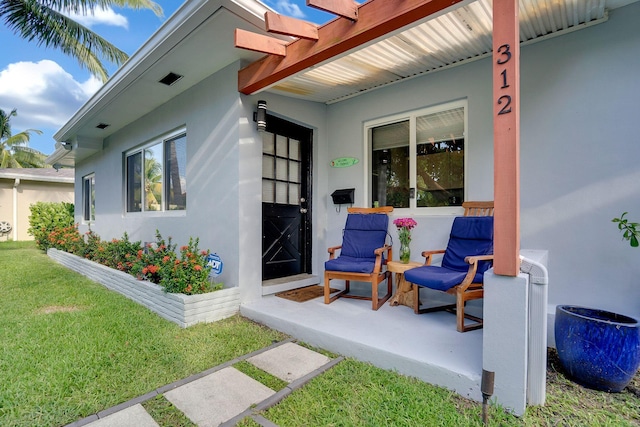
47;248;240;328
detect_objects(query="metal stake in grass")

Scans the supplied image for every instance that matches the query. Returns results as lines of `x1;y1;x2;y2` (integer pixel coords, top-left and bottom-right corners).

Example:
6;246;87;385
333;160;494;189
481;369;495;425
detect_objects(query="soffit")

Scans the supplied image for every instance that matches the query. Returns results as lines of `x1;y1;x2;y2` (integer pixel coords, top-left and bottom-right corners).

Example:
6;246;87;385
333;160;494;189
54;0;273;146
261;0;636;104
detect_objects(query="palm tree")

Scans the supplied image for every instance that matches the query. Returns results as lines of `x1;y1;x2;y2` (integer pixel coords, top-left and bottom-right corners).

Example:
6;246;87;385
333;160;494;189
0;1;163;83
144;150;162;209
0;108;46;168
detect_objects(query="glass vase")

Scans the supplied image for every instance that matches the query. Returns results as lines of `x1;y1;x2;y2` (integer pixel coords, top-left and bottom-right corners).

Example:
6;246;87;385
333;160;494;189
399;240;411;264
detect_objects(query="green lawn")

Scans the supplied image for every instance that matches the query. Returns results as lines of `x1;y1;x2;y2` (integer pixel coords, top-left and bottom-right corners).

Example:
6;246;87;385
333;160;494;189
0;241;286;426
1;241;638;427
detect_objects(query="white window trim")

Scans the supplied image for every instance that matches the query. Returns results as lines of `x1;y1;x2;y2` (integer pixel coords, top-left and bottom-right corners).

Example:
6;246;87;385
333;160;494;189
82;173;95;223
363;99;468;216
124;127;187;216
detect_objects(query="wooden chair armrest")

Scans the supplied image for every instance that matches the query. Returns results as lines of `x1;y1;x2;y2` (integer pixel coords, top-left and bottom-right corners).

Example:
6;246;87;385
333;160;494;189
421;249;446;265
456;255;494;291
465;254;494;264
372;245;393;273
327;245;342;260
374;245;392;256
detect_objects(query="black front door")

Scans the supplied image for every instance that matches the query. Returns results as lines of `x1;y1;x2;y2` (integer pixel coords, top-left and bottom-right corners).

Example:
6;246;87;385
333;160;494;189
262;115;312;281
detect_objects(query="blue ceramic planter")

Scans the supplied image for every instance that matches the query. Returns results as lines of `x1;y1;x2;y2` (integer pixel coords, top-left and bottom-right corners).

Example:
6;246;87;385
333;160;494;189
555;305;640;392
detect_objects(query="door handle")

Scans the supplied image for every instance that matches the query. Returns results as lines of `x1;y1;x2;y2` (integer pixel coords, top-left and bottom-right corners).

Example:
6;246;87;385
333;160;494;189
300;208;308;214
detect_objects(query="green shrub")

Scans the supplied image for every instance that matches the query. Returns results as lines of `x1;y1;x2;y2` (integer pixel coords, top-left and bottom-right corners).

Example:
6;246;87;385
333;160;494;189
28;202;74;250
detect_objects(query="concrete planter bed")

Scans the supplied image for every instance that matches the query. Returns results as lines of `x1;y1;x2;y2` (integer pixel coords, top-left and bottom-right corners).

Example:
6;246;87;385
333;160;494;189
47;248;240;328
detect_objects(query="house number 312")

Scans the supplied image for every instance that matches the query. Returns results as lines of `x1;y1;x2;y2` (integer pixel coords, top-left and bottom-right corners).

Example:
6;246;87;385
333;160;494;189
496;43;512;115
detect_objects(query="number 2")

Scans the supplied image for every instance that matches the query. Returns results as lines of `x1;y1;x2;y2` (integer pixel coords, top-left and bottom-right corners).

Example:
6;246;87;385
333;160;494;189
497;95;512;115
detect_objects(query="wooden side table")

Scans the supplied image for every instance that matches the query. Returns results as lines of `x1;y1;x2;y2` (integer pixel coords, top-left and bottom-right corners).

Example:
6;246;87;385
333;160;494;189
387;260;422;308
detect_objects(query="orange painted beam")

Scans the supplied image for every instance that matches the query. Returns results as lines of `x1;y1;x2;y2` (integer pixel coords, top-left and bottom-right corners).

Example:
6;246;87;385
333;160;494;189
308;0;358;20
234;28;287;56
492;0;520;276
265;11;319;40
238;0;465;94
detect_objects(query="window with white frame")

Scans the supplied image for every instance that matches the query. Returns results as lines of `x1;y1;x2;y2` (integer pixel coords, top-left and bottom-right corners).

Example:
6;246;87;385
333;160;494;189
125;130;187;213
82;173;95;221
368;100;466;209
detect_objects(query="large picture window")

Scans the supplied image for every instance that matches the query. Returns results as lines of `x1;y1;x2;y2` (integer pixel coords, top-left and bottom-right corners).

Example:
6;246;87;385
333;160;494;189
82;173;95;222
369;101;466;210
125;130;186;213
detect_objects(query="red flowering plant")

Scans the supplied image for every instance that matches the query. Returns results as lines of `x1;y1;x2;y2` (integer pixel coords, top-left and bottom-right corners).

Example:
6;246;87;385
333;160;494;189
46;224;84;255
130;231;221;294
393;217;418;263
44;225;221;295
130;230;175;284
102;233;142;273
160;237;221;295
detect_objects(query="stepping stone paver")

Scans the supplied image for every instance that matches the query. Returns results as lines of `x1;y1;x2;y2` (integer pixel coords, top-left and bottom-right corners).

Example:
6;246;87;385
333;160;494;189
247;342;331;382
82;404;159;427
164;366;275;427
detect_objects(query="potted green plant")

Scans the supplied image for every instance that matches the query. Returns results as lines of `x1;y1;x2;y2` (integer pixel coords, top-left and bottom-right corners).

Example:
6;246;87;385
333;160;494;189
554;212;640;392
613;211;639;247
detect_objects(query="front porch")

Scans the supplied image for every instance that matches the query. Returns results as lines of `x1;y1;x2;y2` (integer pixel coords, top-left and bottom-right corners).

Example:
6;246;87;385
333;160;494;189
241;288;484;402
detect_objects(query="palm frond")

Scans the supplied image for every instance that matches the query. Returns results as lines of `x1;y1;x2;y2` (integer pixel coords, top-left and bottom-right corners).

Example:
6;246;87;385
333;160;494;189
3;129;44;147
39;1;163;17
0;0;163;82
0;108;18;139
12;146;51;168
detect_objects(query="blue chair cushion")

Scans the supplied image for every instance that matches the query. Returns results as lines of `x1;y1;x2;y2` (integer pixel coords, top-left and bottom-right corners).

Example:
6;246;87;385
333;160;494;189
404;216;493;292
441;216;493;275
325;256;376;273
404;265;483;292
339;213;389;259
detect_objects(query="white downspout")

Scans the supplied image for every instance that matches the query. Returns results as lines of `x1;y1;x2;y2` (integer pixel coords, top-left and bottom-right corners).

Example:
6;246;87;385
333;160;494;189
520;252;549;406
13;178;20;241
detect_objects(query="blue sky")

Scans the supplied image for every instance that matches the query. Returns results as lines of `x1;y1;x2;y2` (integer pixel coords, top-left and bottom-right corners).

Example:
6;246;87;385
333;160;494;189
0;0;334;155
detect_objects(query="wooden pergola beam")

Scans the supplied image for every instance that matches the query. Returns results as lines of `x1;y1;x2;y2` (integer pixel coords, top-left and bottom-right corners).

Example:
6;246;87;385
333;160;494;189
265;11;319;40
308;0;358;20
238;0;465;94
234;28;287;56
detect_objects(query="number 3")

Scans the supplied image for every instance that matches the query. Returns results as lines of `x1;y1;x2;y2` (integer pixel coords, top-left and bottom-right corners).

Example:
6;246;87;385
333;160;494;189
496;44;511;65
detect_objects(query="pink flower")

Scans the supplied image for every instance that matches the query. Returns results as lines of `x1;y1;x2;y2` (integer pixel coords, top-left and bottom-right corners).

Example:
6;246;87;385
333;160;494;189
393;217;417;230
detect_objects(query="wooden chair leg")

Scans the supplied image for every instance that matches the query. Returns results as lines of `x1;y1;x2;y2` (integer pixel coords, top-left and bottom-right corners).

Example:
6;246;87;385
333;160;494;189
456;293;465;332
413;284;420;313
324;275;349;305
372;278;379;310
456;292;484;332
324;274;331;304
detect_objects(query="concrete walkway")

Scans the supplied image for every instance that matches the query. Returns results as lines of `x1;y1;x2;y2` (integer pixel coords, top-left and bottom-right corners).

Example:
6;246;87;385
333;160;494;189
66;339;343;427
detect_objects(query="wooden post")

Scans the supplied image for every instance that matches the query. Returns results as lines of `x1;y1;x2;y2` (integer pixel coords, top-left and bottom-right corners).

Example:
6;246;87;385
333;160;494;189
492;0;520;276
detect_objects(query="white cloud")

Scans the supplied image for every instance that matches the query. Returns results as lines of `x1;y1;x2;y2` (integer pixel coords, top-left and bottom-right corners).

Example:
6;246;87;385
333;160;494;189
63;6;129;29
0;60;101;131
276;0;306;18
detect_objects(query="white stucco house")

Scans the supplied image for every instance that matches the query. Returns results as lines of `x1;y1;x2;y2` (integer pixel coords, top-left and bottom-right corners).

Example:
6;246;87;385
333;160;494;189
47;0;640;415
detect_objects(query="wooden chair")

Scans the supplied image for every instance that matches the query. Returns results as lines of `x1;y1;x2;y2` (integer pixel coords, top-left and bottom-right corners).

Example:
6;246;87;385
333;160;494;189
462;201;494;217
404;201;494;332
324;206;393;310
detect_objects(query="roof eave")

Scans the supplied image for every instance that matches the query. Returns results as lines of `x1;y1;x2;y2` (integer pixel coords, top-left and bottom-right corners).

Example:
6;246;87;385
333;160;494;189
54;0;272;145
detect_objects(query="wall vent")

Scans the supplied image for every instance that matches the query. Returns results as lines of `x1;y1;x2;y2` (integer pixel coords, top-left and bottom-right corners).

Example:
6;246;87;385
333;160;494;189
159;72;183;86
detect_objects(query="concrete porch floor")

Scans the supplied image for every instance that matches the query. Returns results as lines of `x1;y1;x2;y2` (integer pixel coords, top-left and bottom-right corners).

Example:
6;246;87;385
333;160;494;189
241;289;484;402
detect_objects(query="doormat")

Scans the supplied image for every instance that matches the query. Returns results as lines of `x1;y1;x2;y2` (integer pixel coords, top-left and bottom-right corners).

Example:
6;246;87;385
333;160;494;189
275;285;337;303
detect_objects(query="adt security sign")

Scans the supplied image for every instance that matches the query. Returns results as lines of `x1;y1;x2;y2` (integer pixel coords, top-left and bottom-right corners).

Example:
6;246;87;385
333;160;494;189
206;253;223;277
